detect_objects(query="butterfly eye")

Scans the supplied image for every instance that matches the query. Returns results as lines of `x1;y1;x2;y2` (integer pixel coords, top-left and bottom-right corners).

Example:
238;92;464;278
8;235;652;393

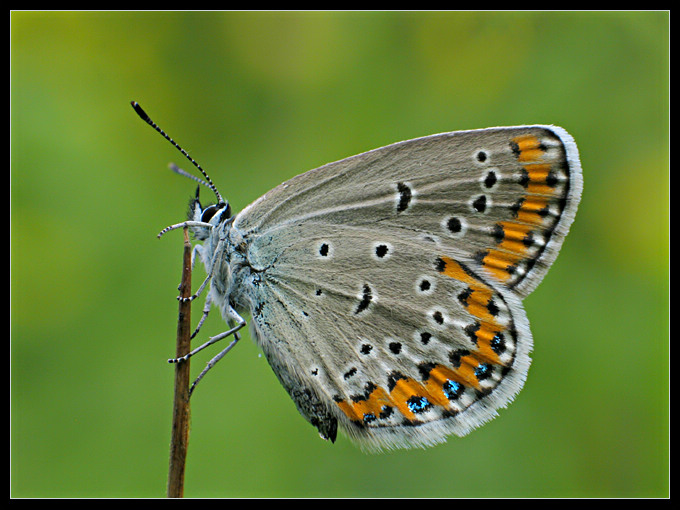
200;202;231;223
201;204;219;223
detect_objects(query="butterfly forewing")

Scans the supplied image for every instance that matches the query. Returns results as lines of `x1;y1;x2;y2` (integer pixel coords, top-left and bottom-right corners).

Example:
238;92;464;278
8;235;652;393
236;126;582;298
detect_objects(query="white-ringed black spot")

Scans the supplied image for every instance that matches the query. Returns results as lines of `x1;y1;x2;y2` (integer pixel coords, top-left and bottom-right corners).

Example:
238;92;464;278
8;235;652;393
472;195;487;213
396;182;413;213
316;241;333;259
372;242;393;260
416;276;435;296
388;341;402;354
484;170;498;189
476;150;488;163
432;310;445;325
447;217;462;233
420;331;432;345
360;343;373;355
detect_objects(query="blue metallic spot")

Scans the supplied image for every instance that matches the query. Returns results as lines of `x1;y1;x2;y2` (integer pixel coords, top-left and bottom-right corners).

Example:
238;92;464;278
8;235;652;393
443;380;463;400
363;413;376;424
475;363;491;380
407;395;431;414
490;333;505;354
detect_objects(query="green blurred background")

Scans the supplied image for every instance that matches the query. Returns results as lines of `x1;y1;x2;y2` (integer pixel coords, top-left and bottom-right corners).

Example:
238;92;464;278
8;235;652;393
11;11;668;498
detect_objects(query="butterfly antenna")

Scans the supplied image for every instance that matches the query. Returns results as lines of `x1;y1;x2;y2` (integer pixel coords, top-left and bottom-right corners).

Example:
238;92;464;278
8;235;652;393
131;101;224;205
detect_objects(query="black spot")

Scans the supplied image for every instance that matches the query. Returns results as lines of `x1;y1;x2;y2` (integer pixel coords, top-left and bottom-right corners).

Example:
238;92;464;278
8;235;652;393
492;223;505;243
490;333;506;354
484;170;497;188
315;289;323;296
396;182;412;213
363;413;377;424
420;331;432;345
360;343;373;355
487;298;500;317
355;284;373;314
419;279;431;292
443;380;463;400
447;217;462;233
449;349;470;368
417;361;436;381
510;140;520;157
311;368;319;376
472;195;487;213
389;342;402;354
476;150;488;162
457;287;472;306
387;372;407;392
523;231;535;248
375;244;389;258
407;395;432;414
351;381;377;403
435;257;447;272
432;310;444;325
344;367;357;380
464;322;481;344
518;168;530;187
546;171;558;187
538;205;550;217
475;363;492;381
510;197;524;216
473;249;489;266
319;243;329;256
379;405;393;419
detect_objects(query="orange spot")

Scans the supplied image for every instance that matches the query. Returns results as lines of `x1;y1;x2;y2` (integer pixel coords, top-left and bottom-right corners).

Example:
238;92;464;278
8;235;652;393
513;135;545;162
473;323;504;365
438;256;483;287
515;196;549;225
525;163;556;195
424;365;464;405
497;221;533;255
482;249;522;282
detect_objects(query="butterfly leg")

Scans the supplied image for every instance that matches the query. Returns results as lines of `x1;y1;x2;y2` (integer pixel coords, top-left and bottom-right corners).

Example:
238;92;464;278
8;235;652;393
188;327;241;396
168;305;246;364
189;292;213;339
177;237;225;303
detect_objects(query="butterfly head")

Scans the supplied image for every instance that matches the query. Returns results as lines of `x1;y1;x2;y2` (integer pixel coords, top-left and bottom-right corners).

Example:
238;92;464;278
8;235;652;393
188;186;232;240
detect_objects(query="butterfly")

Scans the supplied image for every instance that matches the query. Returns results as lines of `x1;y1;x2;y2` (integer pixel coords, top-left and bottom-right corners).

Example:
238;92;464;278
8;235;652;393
132;102;582;451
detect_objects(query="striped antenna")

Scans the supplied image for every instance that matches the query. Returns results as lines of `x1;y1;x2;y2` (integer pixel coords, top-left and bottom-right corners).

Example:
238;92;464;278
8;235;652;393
131;101;224;205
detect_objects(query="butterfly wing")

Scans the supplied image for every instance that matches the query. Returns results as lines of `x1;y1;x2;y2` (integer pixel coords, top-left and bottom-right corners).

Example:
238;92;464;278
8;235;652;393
232;126;581;449
236;125;582;298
